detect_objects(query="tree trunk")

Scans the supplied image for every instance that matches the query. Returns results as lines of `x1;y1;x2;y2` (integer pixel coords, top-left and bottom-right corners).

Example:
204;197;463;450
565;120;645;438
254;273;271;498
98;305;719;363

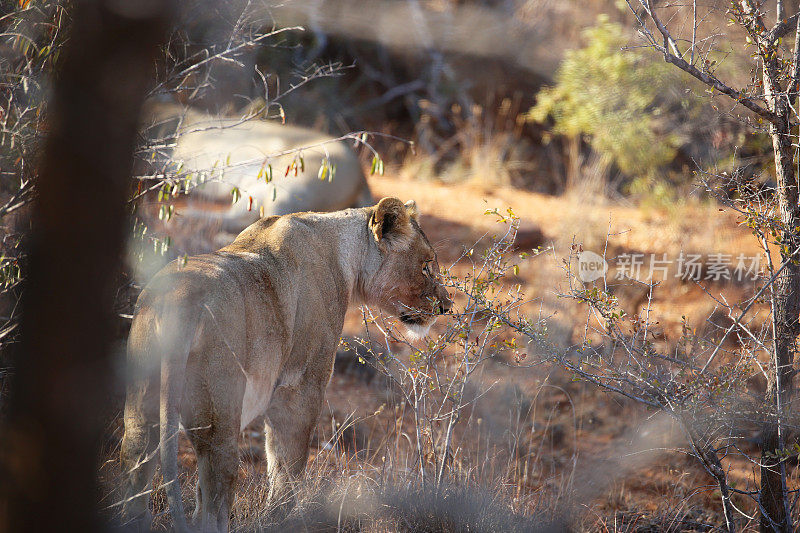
759;67;800;533
0;2;171;531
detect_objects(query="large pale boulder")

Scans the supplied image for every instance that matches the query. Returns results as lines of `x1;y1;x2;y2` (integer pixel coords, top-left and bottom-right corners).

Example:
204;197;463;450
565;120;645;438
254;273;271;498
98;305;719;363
143;105;372;233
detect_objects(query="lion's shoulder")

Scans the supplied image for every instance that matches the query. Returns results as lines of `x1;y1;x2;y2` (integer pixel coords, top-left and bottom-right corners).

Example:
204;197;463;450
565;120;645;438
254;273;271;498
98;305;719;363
225;210;361;255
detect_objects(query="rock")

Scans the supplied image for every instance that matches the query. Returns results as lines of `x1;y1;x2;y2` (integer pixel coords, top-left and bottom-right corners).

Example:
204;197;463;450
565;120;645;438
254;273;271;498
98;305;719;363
142;103;373;234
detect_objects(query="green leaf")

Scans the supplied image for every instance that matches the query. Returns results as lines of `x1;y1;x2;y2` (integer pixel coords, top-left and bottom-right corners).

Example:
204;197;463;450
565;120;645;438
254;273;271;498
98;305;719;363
159;204;175;221
318;159;328;181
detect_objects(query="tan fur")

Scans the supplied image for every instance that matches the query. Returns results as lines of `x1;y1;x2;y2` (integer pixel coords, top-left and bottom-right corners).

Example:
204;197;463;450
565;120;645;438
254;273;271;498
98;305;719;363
120;198;451;532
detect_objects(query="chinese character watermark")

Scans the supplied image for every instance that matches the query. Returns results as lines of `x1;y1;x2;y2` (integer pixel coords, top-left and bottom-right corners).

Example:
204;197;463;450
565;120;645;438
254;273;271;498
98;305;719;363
575;250;763;283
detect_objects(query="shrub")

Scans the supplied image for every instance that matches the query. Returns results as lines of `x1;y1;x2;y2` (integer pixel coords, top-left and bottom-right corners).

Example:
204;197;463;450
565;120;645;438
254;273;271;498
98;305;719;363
528;15;694;189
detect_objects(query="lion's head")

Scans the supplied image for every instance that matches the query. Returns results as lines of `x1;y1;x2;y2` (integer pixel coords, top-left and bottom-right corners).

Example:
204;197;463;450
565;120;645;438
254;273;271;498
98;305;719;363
362;197;452;337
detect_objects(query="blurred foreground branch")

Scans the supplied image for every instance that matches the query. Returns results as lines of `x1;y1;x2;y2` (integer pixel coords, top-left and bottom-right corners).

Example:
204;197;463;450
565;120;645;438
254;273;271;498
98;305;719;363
0;0;171;530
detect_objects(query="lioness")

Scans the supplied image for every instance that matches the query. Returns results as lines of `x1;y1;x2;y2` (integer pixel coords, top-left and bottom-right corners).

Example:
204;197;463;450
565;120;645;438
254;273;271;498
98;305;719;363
120;198;451;532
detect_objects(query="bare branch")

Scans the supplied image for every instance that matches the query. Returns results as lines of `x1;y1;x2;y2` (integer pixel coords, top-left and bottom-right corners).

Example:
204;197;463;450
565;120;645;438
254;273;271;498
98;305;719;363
691;0;697;65
0;180;33;219
740;0;768;35
699;246;800;373
790;14;800;97
636;0;779;123
767;11;800;44
640;0;681;56
148;26;304;97
662;53;778;122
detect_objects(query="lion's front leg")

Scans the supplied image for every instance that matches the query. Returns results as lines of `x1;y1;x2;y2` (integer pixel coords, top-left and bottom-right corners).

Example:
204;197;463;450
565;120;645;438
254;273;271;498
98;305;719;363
263;375;325;520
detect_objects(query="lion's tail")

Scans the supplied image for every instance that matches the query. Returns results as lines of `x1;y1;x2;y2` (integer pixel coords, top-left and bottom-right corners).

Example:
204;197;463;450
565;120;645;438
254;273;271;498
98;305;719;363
157;305;200;533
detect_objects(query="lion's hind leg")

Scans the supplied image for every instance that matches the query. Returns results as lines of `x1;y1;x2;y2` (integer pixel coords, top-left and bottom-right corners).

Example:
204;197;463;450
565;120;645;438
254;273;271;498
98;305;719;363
183;359;245;533
263;375;325;520
120;383;159;529
186;421;240;533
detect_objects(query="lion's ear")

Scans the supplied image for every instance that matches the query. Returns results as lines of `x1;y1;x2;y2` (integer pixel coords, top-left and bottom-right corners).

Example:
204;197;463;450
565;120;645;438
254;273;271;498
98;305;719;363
370;197;413;249
404;200;419;220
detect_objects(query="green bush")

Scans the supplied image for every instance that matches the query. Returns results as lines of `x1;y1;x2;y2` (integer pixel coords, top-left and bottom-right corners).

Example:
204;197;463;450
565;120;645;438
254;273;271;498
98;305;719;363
529;15;693;184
